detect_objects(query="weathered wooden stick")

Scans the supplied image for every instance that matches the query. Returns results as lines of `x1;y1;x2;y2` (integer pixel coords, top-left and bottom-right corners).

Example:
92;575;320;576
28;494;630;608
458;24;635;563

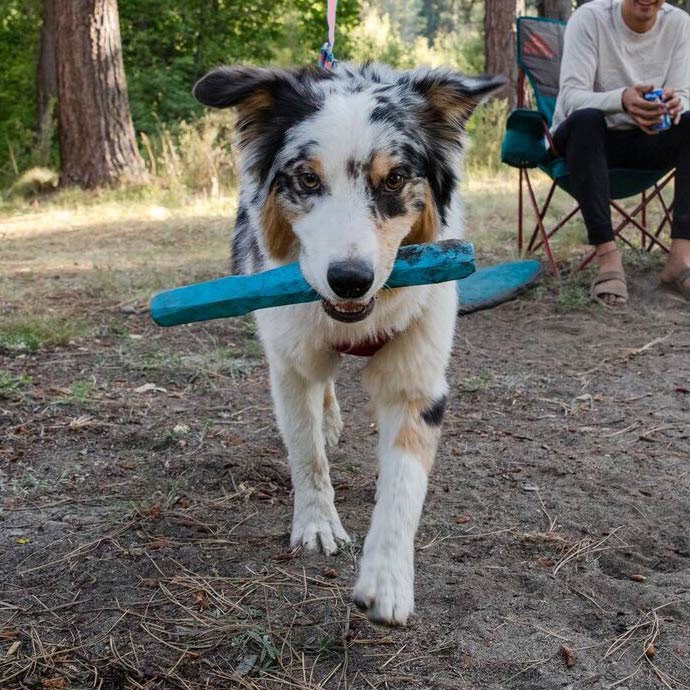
150;239;475;327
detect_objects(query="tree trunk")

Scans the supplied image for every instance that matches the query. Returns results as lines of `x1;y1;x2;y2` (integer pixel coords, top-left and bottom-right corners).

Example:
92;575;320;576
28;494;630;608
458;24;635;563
55;0;147;188
36;0;57;166
484;0;518;110
537;0;572;20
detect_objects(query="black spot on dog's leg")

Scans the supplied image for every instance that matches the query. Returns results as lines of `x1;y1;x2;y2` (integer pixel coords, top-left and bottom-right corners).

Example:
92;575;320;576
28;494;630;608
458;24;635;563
421;395;447;427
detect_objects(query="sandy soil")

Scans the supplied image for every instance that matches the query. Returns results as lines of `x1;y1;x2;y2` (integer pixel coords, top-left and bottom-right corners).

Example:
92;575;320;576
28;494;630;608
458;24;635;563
1;256;690;689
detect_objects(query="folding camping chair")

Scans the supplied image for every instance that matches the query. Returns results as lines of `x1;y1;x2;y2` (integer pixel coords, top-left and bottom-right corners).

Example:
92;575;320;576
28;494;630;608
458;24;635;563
500;16;675;277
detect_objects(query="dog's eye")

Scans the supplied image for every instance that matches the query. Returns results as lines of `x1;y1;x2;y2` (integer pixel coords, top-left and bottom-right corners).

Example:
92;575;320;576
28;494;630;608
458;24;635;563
298;172;321;191
384;172;405;192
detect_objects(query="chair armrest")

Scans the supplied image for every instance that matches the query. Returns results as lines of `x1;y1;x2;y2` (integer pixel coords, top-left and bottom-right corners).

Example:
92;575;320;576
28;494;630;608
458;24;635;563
501;109;549;168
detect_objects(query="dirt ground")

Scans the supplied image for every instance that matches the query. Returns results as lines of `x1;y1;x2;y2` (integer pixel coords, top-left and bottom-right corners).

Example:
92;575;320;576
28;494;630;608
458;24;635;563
2;197;690;689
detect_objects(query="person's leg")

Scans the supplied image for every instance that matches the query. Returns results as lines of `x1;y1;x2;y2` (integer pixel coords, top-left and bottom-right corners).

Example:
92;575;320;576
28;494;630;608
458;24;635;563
607;113;690;297
553;109;626;305
553;108;614;244
655;115;690;295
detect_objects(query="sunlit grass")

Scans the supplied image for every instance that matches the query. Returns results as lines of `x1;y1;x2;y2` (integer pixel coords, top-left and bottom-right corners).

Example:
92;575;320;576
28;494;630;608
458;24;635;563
0;165;675;354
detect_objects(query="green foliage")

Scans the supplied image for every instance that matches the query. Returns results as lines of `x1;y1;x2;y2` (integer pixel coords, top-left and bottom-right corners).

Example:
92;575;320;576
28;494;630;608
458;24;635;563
0;0;42;188
119;0;361;134
0;0;522;191
466;98;509;172
349;4;482;72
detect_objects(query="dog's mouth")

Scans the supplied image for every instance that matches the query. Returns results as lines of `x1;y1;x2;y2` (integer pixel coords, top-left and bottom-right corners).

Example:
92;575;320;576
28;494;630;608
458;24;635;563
322;298;375;323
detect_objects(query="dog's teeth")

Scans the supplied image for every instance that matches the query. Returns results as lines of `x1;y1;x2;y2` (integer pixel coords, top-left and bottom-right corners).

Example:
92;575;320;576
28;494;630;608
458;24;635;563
333;302;366;313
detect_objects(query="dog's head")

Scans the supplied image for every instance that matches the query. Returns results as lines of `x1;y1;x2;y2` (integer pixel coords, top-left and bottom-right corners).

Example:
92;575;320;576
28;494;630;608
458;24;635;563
194;64;504;322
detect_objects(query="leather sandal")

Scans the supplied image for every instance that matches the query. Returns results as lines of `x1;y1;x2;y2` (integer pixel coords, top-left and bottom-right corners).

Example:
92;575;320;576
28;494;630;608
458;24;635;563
660;267;690;301
591;270;628;308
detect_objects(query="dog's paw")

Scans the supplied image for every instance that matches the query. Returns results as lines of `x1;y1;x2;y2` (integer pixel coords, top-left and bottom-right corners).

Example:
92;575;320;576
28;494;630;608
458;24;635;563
324;402;343;448
291;502;350;555
352;554;414;626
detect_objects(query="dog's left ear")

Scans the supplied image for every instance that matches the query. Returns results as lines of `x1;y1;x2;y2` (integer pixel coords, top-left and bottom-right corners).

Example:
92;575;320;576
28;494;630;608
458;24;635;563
404;69;507;127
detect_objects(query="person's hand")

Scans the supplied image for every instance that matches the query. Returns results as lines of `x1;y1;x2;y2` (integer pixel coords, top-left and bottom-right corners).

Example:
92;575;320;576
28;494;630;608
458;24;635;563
662;87;683;125
622;84;664;134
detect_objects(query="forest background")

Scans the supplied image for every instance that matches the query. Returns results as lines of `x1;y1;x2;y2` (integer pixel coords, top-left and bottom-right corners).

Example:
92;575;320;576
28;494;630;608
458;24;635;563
3;0;688;199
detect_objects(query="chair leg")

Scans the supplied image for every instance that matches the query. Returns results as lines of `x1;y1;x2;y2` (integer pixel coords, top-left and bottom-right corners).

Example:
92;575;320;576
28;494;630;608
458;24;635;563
530;205;580;254
647;181;674;252
518;168;524;256
526;179;557;252
610;199;669;253
641;190;647;250
524;171;559;277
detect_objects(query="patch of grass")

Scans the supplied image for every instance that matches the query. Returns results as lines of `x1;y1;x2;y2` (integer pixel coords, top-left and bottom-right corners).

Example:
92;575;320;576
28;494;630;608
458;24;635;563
181;345;260;379
462;370;493;393
233;628;279;669
0;370;32;399
623;247;666;274
131;350;183;372
555;280;591;312
70;380;94;404
0;315;89;352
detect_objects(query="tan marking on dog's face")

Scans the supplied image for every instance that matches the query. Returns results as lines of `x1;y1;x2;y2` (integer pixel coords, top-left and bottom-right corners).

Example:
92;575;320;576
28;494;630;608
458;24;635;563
371;180;437;282
403;185;439;246
262;187;297;263
394;399;441;474
369;151;397;187
305;157;326;180
373;214;414;284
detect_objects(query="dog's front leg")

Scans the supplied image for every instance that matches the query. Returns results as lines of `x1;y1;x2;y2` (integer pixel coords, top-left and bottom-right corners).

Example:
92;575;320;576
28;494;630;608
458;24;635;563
270;361;350;555
351;390;444;625
353;285;455;626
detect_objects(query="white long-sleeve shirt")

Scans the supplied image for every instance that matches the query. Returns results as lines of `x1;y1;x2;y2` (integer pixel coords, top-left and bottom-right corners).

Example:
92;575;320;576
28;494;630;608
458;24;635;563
551;0;690;131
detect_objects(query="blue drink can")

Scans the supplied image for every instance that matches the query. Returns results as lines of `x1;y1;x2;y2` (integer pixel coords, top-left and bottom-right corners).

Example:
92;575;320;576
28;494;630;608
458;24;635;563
643;89;672;131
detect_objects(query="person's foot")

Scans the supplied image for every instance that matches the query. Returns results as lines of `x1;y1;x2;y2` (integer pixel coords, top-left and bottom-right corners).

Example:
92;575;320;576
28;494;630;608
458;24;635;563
660;239;690;300
592;242;627;307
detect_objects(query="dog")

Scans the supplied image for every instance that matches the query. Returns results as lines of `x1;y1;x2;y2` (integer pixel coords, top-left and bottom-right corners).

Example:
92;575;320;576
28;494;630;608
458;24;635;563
193;63;504;626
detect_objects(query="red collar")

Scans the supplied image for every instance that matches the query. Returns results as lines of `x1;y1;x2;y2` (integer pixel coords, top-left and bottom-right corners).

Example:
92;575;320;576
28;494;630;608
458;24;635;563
333;333;391;357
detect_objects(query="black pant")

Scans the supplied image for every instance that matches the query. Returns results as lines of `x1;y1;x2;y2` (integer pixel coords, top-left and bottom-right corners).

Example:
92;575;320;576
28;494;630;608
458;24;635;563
552;109;690;245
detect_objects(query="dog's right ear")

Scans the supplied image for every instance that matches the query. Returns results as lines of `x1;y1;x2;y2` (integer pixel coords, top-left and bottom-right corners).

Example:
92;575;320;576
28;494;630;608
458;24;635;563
193;66;331;185
193;67;284;110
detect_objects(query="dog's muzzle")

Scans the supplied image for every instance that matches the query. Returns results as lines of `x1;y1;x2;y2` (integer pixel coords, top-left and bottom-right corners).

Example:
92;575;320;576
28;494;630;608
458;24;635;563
323;259;376;322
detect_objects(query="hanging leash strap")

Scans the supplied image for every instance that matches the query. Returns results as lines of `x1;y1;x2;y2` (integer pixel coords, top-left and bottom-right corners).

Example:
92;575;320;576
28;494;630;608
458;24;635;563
318;0;338;70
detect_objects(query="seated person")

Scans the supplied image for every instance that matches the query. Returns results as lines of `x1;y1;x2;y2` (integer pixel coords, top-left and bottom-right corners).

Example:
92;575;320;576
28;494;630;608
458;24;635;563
551;0;690;306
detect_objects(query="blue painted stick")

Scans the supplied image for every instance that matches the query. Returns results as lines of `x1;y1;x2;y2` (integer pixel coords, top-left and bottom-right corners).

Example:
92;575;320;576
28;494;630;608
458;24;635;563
150;240;475;327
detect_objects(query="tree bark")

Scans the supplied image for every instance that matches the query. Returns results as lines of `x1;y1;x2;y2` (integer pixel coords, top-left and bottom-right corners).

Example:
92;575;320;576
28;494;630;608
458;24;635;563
36;0;57;166
537;0;573;20
484;0;518;109
55;0;147;188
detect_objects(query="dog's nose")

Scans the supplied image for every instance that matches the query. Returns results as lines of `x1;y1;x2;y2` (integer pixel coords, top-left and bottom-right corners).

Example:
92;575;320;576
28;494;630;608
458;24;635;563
327;260;375;299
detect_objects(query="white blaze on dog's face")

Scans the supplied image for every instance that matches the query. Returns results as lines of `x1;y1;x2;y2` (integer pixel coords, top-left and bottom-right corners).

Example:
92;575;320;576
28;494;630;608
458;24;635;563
193;64;504;323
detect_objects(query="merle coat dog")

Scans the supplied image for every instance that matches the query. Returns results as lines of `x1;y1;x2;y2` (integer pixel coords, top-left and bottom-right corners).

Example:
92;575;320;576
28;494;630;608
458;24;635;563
193;63;503;625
